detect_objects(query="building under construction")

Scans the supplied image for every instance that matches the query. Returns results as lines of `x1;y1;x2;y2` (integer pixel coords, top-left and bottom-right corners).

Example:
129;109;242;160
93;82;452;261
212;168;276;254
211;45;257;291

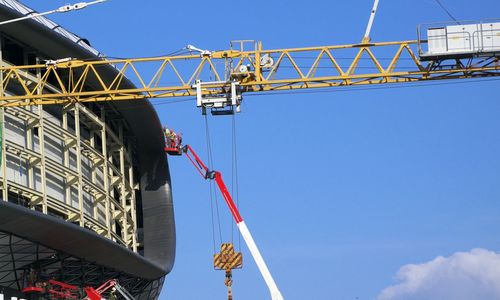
0;0;175;298
0;0;498;299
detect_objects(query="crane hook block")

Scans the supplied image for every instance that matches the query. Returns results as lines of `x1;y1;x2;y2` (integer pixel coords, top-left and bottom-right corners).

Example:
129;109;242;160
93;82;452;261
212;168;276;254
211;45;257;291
214;243;242;300
214;243;243;271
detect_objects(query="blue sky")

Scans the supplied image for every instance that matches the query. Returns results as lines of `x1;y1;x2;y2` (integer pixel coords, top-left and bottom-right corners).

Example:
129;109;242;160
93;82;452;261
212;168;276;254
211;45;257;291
24;0;500;299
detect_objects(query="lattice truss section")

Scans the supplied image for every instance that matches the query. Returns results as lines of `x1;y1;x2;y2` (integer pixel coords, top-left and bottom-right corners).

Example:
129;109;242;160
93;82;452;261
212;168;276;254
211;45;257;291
0;90;139;251
0;231;164;299
0;40;499;107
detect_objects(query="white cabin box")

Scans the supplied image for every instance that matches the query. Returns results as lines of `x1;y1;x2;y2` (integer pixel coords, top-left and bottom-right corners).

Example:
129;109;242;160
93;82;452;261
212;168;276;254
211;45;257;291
427;22;500;55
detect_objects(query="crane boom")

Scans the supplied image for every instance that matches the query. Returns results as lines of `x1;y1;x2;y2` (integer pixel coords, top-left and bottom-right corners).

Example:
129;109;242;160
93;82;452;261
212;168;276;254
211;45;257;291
181;144;284;300
0;39;498;108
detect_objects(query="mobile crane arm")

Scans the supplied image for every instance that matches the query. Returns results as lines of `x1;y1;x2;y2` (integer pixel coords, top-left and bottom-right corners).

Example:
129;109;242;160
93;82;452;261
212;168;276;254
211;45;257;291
182;144;284;300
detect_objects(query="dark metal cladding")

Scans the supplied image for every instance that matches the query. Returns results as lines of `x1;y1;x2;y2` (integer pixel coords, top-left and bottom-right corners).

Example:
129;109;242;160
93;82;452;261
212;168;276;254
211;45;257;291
0;201;165;279
0;0;175;297
0;229;165;300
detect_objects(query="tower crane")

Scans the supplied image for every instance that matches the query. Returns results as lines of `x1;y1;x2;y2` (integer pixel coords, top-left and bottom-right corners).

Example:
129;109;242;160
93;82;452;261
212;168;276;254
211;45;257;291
0;1;499;299
0;21;498;111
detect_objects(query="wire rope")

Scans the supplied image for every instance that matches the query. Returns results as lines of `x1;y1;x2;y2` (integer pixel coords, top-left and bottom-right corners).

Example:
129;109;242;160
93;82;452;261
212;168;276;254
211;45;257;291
231;113;242;251
230;118;234;244
14;76;500;120
434;0;460;24
245;76;500;98
204;115;223;252
27;76;500;126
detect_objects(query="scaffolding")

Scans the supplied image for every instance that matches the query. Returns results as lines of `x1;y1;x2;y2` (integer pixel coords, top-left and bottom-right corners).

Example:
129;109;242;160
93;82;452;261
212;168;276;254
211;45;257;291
0;56;140;251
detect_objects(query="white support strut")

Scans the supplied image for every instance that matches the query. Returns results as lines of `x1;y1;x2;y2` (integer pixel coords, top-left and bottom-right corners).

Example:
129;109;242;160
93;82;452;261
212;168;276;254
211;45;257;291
364;0;380;41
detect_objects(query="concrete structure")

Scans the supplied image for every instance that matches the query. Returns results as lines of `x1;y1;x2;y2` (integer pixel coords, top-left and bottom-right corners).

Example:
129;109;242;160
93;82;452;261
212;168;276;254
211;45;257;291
0;1;175;298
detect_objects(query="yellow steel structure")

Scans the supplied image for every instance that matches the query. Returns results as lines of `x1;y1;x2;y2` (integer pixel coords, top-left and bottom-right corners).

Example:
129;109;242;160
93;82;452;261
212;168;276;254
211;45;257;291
0;39;499;107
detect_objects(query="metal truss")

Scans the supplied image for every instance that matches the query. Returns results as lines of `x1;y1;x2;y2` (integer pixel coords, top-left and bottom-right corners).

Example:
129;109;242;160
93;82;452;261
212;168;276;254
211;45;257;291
0;95;139;251
0;230;163;299
0;40;499;107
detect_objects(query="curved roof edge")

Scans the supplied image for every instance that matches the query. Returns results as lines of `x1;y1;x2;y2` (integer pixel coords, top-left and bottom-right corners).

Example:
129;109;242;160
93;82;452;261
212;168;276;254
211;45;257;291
0;1;176;276
0;201;165;280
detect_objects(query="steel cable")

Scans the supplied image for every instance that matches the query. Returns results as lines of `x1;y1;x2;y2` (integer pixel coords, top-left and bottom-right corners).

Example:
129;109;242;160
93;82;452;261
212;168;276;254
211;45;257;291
204;115;223;253
434;0;460;24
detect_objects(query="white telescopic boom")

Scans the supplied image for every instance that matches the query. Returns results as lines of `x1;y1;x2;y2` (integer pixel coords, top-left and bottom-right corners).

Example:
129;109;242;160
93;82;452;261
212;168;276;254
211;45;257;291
237;221;284;300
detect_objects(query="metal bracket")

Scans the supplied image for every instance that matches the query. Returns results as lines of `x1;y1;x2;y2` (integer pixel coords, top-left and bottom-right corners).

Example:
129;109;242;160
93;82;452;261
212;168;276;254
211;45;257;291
186;44;212;57
193;80;242;115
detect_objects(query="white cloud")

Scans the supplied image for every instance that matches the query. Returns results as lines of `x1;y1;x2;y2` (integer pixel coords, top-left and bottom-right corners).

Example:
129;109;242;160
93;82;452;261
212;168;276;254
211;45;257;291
377;248;500;300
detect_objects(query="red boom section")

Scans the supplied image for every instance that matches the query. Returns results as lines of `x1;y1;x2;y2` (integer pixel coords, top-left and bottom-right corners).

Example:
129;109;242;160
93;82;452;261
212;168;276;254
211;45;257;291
84;279;117;300
47;280;79;299
23;278;81;299
214;171;243;223
183;145;210;177
182;145;243;223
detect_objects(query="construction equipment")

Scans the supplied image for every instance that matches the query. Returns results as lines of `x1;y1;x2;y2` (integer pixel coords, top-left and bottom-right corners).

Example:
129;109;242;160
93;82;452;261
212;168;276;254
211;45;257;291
84;279;135;300
164;127;183;156
163;136;283;300
0;23;499;111
362;0;379;43
214;243;243;300
21;268;134;300
1;1;499;299
23;279;81;299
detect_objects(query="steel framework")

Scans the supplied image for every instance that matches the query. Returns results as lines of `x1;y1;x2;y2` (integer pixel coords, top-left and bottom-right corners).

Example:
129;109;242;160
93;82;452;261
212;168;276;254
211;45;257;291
0;230;163;299
0;40;498;107
0;57;140;251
